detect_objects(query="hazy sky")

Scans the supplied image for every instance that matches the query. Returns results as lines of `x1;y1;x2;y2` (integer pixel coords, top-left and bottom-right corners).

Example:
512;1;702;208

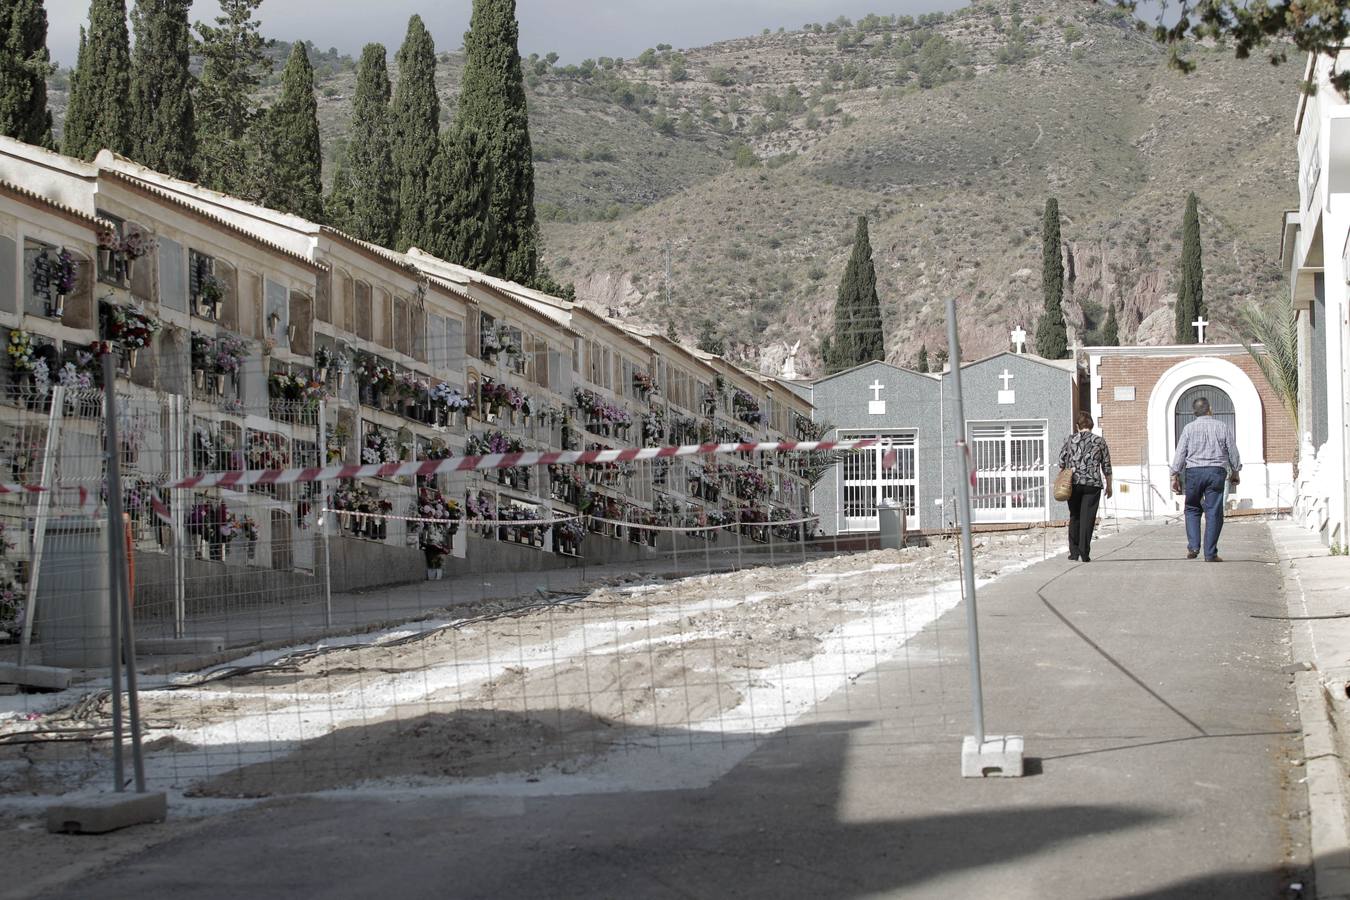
43;0;976;67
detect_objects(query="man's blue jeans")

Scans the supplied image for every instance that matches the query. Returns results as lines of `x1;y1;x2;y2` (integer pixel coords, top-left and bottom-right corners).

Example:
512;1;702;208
1183;466;1228;559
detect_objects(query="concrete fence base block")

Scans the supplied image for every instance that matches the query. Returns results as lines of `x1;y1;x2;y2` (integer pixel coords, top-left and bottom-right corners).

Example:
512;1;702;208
46;791;168;834
0;663;73;691
136;637;225;656
961;735;1025;778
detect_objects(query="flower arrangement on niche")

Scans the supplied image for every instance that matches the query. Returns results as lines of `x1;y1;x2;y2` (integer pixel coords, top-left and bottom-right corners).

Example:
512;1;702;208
573;389;632;429
32;248;77;317
633;370;658;397
361;429;398;465
106;304;161;354
268;372;325;403
57;350;97;390
465;431;524;457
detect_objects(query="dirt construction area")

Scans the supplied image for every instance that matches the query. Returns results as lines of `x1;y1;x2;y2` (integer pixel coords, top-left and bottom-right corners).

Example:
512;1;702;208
1;532;1059;801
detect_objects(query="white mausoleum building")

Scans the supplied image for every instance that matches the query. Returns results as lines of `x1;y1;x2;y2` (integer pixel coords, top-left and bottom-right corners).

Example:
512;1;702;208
1282;53;1350;547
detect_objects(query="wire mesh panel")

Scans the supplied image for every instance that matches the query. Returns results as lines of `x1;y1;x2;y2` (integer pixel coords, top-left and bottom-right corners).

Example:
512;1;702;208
1;433;1067;801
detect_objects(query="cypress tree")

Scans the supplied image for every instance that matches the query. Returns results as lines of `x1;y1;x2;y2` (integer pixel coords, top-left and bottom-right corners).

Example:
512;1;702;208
335;43;396;245
0;0;54;147
827;215;884;374
1176;192;1205;343
1102;304;1120;346
1036;198;1068;359
62;0;132;160
455;0;538;284
423;124;495;268
696;318;724;355
129;0;195;179
324;157;355;232
917;344;929;373
194;0;265;195
390;15;439;251
256;42;324;221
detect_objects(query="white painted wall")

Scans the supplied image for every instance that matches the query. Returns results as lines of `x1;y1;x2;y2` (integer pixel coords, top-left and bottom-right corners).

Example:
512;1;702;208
1291;54;1350;547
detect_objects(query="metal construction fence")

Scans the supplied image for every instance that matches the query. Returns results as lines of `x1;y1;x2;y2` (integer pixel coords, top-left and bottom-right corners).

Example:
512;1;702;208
0;380;1078;802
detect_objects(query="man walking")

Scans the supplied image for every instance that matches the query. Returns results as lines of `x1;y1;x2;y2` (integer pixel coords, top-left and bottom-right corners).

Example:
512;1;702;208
1169;396;1241;562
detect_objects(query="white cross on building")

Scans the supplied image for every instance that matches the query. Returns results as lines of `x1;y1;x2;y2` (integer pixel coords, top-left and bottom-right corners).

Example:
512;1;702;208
1010;326;1027;354
1192;316;1209;344
997;368;1016;406
868;379;886;416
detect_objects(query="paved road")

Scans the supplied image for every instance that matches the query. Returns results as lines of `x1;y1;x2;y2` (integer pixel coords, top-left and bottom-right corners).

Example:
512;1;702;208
32;521;1311;899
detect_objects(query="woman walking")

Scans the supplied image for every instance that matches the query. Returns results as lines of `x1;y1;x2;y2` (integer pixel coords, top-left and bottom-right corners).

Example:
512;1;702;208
1057;411;1113;562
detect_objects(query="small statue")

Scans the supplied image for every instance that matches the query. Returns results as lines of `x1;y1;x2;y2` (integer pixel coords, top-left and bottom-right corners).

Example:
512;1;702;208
782;341;801;379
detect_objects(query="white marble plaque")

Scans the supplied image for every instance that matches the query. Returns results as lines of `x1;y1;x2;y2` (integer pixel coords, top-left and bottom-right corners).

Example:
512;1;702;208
997;390;1016;405
1114;385;1136;402
868;400;886;415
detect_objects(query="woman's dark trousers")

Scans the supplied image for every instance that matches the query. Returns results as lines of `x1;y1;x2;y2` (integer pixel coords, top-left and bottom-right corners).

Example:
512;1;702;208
1067;484;1102;561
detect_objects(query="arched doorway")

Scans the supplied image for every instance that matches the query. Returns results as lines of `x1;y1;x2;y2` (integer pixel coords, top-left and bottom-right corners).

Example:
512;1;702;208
1173;384;1235;447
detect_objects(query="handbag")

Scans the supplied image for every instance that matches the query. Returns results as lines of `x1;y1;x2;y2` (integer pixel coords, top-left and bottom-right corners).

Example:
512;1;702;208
1053;467;1073;502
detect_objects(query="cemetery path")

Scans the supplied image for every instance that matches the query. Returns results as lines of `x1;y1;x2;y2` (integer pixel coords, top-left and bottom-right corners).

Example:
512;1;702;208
19;521;1313;900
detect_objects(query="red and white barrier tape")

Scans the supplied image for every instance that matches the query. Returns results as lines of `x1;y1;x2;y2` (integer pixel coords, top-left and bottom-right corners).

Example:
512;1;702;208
0;438;877;499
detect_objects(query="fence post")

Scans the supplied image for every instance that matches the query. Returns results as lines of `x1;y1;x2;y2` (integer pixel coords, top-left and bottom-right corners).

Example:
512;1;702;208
104;355;149;792
170;393;186;639
318;399;333;629
946;298;1023;778
18;384;66;666
101;355;126;790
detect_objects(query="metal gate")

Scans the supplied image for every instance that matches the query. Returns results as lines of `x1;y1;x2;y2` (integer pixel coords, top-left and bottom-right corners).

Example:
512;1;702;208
969;421;1047;523
839;431;917;532
1173;384;1235;448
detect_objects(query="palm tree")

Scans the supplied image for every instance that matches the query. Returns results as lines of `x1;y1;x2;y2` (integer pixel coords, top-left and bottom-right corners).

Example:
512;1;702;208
1239;295;1299;466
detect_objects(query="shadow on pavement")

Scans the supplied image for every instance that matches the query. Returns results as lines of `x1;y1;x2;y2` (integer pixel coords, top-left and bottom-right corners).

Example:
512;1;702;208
40;716;1187;900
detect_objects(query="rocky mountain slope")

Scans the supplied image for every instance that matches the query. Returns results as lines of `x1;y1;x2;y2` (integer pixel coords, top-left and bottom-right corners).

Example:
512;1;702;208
536;0;1299;374
47;0;1301;376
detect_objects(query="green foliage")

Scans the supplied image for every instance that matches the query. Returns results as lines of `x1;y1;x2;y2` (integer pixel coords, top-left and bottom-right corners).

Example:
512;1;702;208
1116;0;1350;96
1101;305;1120;346
423;124;496;271
255;42;324;221
336;43;397;245
1175;192;1205;343
63;0;132;160
696;318;724;355
130;0;196;179
732;142;758;168
1036;198;1068;359
995;15;1032;65
529;264;575;300
916;343;929;373
454;0;539;284
391;15;439;251
826;215;885;374
0;0;54;147
324;157;355;230
1239;294;1298;431
194;0;266;196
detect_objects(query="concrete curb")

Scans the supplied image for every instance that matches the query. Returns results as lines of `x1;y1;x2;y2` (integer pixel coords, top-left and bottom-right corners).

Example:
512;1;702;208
1278;525;1350;899
1293;670;1350;899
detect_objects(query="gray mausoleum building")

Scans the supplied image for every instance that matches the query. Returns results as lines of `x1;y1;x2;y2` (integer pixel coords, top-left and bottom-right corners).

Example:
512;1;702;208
810;351;1076;534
